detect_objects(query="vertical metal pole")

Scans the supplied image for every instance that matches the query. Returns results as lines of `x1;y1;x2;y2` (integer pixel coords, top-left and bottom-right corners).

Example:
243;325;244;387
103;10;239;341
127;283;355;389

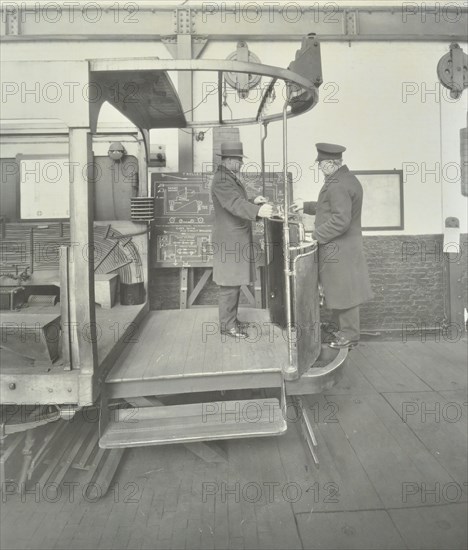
177;34;194;172
140;129;150;197
218;71;224;124
260;122;270;308
282;101;297;380
260;122;268;197
68;128;97;379
59;245;71;370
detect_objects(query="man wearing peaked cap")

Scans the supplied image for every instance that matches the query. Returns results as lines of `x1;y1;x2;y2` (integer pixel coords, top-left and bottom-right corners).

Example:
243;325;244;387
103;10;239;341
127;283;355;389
292;142;374;349
211;142;274;339
315;143;346;162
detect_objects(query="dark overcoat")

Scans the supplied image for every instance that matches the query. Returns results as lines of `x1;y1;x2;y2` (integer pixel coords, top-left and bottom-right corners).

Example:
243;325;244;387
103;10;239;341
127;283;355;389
304;165;373;309
211;165;260;286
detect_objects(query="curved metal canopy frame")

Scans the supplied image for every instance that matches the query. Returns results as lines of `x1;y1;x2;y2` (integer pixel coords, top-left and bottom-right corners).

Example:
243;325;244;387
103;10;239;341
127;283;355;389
89;49;323;383
89;58;319;130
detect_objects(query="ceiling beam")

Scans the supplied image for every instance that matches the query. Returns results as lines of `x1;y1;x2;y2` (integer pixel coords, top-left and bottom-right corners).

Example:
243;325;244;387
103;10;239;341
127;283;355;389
1;4;466;41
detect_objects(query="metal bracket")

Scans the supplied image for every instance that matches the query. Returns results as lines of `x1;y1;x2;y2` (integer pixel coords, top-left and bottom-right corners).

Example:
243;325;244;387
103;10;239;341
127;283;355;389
344;10;359;36
5;5;20;35
162;35;208;59
192;36;209;59
173;7;195;34
180;267;189;309
161;36;178;58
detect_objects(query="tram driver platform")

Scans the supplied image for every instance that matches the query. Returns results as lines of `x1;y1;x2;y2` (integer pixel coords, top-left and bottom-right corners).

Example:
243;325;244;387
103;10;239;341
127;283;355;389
100;308;289;449
104;308;288;399
100;308;347;450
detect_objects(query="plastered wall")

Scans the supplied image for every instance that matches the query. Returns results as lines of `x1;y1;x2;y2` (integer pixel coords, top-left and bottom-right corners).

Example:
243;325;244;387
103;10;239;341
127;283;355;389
2;38;467;237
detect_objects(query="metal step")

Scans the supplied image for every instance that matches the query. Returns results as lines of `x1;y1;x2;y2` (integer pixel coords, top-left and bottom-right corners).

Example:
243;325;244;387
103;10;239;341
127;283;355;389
99;398;287;449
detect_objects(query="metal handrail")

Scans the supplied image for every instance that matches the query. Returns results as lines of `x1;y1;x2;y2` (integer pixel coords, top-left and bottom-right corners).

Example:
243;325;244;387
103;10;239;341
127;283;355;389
281;100;297;381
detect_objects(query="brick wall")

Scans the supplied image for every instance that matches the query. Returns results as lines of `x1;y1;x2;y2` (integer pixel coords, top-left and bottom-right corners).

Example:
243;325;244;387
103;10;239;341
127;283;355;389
361;234;467;330
362;235;442;330
149;234;468;332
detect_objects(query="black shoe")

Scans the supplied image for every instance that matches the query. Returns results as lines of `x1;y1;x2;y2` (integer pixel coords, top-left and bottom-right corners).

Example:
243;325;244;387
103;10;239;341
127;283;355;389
221;328;248;339
235;319;250;329
328;336;359;349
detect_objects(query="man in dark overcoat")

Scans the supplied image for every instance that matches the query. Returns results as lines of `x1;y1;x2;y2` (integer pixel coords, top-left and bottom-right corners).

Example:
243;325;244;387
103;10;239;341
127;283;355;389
292;143;373;348
211;142;273;338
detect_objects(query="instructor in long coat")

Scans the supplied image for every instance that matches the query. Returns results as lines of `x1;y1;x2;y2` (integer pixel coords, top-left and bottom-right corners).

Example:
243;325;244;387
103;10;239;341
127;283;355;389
211;142;273;338
293;143;373;348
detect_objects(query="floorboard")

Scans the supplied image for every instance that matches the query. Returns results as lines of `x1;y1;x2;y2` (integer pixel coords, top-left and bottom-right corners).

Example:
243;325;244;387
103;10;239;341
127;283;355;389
277;394;383;513
382;390;468;493
353;342;433;392
2;338;466;550
389;503;468;550
382;340;467;391
323;351;378;395
296;510;407;549
107;309;284;383
323;393;458;509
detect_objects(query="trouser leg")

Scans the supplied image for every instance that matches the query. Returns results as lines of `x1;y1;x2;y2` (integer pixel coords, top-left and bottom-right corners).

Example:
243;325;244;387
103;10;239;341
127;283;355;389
330;309;340;335
218;286;241;331
334;305;360;341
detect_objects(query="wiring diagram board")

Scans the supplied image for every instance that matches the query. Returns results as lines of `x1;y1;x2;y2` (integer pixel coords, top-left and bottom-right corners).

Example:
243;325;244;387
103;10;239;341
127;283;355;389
150;172;291;268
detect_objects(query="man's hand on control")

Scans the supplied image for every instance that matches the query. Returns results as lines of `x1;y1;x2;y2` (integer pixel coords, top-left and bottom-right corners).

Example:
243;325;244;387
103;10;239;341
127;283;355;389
257;203;274;218
254;195;268;205
291;199;304;212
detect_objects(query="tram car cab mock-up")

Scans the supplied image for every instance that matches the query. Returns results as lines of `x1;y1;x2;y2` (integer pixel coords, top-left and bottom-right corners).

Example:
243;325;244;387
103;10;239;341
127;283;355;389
0;36;347;466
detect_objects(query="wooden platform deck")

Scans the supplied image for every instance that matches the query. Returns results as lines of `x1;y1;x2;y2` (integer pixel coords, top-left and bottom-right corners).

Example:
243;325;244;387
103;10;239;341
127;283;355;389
1;337;467;549
105;309;288;396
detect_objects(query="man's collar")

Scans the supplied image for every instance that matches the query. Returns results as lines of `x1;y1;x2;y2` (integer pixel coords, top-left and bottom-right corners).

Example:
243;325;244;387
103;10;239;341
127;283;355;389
326;164;348;179
324;164;348;184
331;164;348;175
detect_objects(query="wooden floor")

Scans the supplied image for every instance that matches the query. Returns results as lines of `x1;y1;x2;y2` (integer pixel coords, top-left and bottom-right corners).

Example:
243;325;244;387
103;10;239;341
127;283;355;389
1;337;467;549
107;309;288;382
